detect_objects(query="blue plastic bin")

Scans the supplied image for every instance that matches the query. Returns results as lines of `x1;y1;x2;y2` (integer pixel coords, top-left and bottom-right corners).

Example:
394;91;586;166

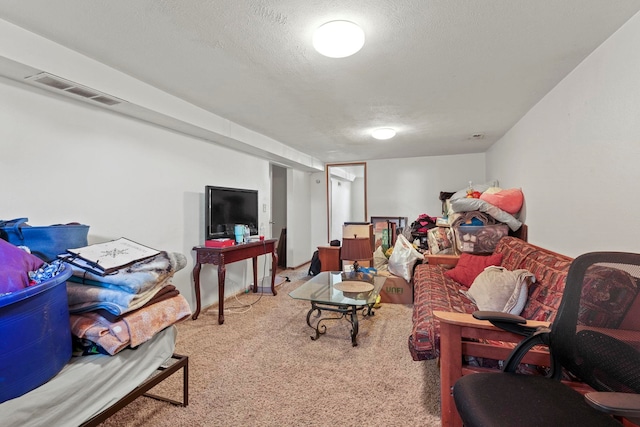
0;265;73;403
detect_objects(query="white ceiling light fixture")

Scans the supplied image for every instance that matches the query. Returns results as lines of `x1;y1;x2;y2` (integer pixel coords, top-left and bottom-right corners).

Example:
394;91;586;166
372;128;396;140
313;20;365;58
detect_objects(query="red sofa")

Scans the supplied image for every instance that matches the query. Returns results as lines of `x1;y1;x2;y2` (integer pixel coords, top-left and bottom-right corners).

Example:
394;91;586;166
409;236;574;362
409;236;640;427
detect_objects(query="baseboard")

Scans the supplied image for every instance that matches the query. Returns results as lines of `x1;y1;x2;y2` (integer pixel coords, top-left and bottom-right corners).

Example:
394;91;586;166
289;260;311;270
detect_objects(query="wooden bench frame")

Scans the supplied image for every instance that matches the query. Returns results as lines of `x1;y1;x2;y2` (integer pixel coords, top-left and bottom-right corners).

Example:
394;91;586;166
434;311;552;427
433;312;605;427
79;353;188;426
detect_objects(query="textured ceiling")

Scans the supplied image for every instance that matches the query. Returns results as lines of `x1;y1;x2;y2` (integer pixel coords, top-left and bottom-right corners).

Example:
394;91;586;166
1;1;639;163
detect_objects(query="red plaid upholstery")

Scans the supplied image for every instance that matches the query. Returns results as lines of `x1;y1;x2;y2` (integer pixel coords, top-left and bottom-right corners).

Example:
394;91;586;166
409;237;573;361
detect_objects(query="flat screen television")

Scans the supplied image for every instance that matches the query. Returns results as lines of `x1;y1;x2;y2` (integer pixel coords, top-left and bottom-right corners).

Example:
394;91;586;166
205;186;259;240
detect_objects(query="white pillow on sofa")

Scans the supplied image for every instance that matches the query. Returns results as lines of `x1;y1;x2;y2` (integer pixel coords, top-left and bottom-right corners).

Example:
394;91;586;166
463;266;535;315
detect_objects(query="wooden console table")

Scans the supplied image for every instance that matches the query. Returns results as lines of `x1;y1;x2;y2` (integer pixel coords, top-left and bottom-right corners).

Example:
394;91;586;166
192;239;278;324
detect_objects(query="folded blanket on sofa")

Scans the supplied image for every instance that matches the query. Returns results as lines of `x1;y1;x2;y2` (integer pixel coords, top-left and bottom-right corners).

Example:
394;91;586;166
67;276;172;315
69;312;130;355
69;293;191;355
125;293;191;347
67;251;186;294
95;285;180;323
450;198;522;231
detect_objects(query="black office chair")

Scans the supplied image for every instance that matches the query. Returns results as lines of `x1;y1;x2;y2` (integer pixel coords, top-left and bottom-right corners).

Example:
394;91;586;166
453;252;640;427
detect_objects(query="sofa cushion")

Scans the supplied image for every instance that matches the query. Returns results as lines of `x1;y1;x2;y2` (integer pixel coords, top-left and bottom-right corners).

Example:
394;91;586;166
444;252;503;288
519;250;572;322
409;264;477;361
619;292;640;330
494;236;537;271
465;266;534;315
579;265;639;328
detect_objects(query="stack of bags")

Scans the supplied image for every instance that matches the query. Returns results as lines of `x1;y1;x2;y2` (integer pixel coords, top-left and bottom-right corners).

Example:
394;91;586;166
64;251;191;356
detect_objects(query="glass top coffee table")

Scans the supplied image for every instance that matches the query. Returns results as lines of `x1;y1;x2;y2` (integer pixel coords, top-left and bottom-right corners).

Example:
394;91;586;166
289;271;386;346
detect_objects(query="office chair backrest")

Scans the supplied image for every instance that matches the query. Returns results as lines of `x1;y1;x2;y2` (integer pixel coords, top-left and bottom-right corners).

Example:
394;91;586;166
551;252;640;393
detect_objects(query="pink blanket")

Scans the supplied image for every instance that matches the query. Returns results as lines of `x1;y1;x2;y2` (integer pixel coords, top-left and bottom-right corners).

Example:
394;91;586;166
70;294;191;355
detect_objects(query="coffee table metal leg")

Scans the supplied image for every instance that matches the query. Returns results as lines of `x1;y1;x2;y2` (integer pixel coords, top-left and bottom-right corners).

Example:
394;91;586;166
308;302;347;342
349;305;359;346
305;302;364;346
363;303;375;317
306;302;323;341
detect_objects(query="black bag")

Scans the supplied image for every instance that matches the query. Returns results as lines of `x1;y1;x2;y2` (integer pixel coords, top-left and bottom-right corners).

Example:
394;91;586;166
308;250;321;276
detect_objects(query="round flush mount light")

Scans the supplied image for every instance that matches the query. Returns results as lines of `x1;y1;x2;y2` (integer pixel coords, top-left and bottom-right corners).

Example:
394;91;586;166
372;128;396;140
313;20;365;58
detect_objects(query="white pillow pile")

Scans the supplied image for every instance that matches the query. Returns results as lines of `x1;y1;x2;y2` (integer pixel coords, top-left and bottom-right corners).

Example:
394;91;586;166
463;266;535;315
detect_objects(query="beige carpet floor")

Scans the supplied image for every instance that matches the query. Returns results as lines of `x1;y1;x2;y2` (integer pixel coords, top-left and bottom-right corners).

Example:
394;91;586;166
99;269;441;427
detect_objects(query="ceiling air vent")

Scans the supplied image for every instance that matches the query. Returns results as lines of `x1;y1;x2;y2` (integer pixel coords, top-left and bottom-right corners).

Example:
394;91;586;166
24;72;125;107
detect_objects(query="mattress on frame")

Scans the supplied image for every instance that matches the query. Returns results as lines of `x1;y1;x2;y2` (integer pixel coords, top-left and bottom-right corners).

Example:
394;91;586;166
0;325;177;427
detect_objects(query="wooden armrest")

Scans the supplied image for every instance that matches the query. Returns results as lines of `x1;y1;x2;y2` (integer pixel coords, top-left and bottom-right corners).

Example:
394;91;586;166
434;311;551;330
436;310;551;427
585;392;640;422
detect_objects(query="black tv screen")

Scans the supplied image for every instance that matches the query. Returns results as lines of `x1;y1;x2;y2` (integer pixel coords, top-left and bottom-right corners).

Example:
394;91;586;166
205;186;259;240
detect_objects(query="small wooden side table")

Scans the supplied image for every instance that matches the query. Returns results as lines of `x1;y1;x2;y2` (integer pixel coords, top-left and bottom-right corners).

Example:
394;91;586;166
317;245;341;272
192;239;278;324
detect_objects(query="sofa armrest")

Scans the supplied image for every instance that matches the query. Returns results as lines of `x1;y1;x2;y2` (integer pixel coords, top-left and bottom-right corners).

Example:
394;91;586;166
585;392;640;423
434;311;551;427
434;311;550;330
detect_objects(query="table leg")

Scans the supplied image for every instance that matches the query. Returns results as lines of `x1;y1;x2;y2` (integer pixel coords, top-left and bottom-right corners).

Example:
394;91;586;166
271;245;278;296
350;305;359;347
307;302;323;341
252;256;258;293
304;302;364;345
217;261;226;325
191;262;202;320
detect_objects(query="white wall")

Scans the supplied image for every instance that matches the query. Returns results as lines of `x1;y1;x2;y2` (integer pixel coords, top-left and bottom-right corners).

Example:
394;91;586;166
351;177;366;221
367;154;487;224
0;76;272;312
306;153;487;254
270;165;287;240
486;12;640;257
286;169;312;268
309;171;327;251
0;17;323;315
329;177;354;241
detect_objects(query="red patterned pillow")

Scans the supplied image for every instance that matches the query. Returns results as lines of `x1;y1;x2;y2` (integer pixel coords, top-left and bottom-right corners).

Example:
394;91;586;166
444;252;503;287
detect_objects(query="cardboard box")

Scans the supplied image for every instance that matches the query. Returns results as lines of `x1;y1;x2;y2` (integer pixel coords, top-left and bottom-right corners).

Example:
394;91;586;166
377;271;413;304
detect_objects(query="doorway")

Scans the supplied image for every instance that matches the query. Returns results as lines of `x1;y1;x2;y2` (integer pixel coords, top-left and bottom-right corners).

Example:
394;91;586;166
326;163;367;242
271;164;287;268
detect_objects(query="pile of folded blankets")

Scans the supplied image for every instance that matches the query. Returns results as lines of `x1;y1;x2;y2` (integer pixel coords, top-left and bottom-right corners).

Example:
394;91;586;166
64;250;191;356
